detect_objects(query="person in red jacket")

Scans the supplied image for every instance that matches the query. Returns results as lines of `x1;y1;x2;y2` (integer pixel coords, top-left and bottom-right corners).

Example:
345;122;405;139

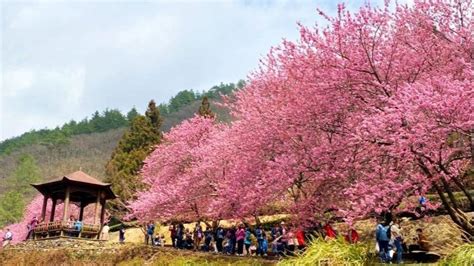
345;228;359;243
296;229;306;250
324;222;337;240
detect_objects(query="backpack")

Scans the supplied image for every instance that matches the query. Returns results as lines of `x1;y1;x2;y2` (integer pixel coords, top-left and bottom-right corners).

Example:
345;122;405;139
217;229;224;239
377;224;391;241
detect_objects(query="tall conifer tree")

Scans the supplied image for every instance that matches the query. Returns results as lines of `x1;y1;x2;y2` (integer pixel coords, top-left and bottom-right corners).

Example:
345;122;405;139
197;96;214;118
105;100;163;214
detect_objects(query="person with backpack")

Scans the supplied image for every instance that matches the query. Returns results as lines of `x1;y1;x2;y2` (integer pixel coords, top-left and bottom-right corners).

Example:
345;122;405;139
215;226;225;253
244;226;252;255
146;221;155;246
376;218;391;263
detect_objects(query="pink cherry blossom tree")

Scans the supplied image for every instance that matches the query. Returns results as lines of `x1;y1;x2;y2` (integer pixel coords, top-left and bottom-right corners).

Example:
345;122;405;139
129;115;221;222
130;0;473;237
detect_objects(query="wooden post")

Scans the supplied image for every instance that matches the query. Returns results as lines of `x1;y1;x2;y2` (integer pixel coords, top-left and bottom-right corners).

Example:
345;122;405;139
93;191;101;225
50;198;57;222
61;186;70;237
79;201;85;221
100;200;106;226
40;196;48;222
62;186;70;222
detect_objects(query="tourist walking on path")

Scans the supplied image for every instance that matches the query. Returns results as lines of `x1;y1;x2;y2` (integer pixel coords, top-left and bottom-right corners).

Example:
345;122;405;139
193;222;203;251
375;218;391;263
391;218;403;264
236;224;245;256
2;228;13;247
26;216;39;240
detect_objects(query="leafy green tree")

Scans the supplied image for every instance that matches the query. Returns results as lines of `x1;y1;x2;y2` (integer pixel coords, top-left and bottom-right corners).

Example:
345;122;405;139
105;100;163;211
0;155;40;226
0;191;25;226
9;154;42;195
168;90;196;112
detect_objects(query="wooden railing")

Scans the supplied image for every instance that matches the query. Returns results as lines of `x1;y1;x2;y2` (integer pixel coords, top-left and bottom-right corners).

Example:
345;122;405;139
33;221;100;239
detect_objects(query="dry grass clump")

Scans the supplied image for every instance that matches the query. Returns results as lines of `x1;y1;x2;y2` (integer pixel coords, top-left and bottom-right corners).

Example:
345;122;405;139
440;244;474;266
278;238;372;266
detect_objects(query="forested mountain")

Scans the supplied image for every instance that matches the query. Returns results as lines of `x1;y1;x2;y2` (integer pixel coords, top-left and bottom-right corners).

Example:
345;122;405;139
0;81;242;156
0;81;242;227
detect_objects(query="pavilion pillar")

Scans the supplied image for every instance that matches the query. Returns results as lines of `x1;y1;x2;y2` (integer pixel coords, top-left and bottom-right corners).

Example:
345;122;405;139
40;196;48;222
93;191;101;225
50;198;57;222
100;199;106;226
79;201;85;221
62;186;71;222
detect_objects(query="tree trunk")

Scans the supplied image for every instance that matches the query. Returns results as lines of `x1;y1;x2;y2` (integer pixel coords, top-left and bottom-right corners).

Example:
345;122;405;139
434;183;474;241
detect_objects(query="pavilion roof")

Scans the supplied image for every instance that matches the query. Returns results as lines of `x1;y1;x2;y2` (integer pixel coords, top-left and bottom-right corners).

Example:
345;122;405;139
32;171;116;203
43;171;110;186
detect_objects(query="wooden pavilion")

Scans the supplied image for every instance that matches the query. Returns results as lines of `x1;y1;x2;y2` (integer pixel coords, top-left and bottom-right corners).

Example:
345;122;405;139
31;171;116;240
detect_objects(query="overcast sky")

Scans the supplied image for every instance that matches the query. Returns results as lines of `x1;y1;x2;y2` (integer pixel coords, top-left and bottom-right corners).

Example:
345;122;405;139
0;0;396;141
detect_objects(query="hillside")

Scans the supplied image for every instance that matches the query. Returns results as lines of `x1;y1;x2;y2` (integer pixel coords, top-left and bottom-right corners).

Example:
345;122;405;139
0;98;232;189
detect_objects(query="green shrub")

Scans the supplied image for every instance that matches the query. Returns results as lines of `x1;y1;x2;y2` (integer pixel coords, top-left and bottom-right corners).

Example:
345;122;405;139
278;237;371;266
440;244;474;266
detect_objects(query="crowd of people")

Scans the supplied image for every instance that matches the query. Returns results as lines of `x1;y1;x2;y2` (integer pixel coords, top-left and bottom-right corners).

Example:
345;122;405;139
162;221;309;257
141;220;363;258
